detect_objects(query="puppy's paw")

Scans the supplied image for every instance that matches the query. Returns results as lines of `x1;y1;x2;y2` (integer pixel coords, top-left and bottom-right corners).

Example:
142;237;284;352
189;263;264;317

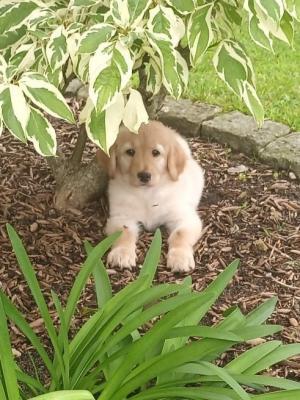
107;246;136;269
167;247;195;273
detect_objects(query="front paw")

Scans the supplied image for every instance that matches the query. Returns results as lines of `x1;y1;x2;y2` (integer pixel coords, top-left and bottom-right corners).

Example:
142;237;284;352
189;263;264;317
107;246;136;269
167;247;195;273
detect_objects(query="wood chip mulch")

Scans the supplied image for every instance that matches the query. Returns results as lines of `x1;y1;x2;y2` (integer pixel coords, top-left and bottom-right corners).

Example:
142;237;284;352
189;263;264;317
0;120;300;380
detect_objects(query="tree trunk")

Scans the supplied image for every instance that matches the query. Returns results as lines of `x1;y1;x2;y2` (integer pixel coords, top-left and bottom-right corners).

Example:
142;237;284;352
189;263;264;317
50;77;166;211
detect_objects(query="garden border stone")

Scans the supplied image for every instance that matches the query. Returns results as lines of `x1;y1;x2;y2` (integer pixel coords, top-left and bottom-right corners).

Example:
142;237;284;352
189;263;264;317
158;97;300;179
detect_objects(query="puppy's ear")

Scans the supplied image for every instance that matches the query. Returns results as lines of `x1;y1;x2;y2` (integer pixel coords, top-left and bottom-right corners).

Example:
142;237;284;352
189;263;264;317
96;147;117;178
167;141;186;181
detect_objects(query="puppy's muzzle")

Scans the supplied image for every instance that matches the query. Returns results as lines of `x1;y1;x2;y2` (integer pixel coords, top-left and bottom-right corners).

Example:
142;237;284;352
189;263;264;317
137;171;151;184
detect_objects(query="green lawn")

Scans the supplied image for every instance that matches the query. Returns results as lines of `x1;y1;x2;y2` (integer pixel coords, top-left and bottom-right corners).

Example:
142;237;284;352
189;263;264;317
187;25;300;131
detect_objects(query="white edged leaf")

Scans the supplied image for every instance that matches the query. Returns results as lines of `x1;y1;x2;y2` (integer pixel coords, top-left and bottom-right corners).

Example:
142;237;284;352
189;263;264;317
0;84;30;142
46;25;69;71
89;40;133;112
26;107;57;156
86;92;124;153
0;25;26;51
147;5;185;47
19;72;75;123
0;1;38;35
255;0;285;24
110;0;130;27
123;89;148;133
165;0;196;15
0;55;8;83
213;40;264;124
175;50;189;90
145;56;162;96
110;0;152;28
146;32;183;99
78;23;116;53
241;81;264;125
79;97;94;124
69;0;97;7
187;3;214;66
10;42;37;73
248;12;274;51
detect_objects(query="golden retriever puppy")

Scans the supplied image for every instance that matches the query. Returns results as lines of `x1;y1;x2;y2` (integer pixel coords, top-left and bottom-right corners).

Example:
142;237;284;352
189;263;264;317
96;121;204;272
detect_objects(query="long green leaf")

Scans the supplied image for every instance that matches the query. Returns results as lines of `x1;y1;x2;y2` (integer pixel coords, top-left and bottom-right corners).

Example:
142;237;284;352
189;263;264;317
84;241;112;308
138;229;161;286
30;390;95;400
0;295;20;400
6;223;65;386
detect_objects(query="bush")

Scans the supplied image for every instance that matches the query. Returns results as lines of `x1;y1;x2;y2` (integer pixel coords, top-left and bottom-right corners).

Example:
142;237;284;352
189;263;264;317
0;1;299;156
1;225;300;399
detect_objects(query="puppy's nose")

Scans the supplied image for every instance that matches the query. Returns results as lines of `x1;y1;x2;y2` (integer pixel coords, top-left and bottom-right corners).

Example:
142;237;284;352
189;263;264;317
137;171;151;183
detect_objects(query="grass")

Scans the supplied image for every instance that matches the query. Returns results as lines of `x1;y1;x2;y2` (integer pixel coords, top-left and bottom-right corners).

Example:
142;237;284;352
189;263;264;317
187;25;300;131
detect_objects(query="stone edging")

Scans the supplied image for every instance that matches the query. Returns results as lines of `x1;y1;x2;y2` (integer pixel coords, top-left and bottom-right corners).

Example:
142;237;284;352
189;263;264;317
157;97;300;179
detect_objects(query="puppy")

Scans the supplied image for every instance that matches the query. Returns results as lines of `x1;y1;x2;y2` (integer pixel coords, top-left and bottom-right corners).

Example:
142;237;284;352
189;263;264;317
96;121;204;272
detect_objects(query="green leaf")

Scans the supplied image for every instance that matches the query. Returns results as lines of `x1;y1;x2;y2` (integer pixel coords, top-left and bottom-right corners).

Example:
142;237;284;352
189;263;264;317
84;241;112;309
147;5;185;47
245;297;277;326
165;0;196;15
0;295;20;400
79;23;116;53
26;107;57;156
0;85;29;142
86;92;124;153
89;41;132;112
187;4;214;66
110;0;152;28
147;32;184;99
20;72;75;123
213;40;264;124
0;25;26;50
30;390;95;400
46;25;68;71
0;1;37;36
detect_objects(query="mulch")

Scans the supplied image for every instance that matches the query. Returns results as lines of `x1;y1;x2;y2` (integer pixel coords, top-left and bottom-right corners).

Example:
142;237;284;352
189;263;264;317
0;117;300;380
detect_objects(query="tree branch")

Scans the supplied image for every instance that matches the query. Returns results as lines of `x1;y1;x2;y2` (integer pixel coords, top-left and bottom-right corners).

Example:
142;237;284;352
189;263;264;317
70;124;87;168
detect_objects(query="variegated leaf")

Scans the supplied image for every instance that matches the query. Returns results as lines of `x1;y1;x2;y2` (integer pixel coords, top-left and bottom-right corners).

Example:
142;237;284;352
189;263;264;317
10;43;37;73
145;57;162;96
284;0;300;21
89;41;133;112
176;50;189;90
19;72;75;123
46;25;69;71
248;11;274;51
79;97;94;124
187;3;214;66
69;0;97;7
279;11;295;45
0;84;30;142
0;1;38;35
213;40;264;124
255;0;285;24
0;25;26;50
110;0;152;28
86;92;124;153
148;5;185;47
0;55;8;83
26;107;57;156
78;23;116;53
147;32;183;99
123;89;148;133
165;0;196;15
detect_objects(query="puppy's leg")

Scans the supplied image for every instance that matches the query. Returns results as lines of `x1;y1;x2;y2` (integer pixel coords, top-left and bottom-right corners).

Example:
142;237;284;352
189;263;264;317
167;212;202;273
106;218;139;269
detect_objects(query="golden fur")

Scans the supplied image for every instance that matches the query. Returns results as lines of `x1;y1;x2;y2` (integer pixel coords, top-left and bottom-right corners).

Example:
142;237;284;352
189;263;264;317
97;121;205;272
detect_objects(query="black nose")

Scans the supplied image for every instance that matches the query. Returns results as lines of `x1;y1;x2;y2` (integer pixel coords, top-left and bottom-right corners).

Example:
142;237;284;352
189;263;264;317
137;171;151;183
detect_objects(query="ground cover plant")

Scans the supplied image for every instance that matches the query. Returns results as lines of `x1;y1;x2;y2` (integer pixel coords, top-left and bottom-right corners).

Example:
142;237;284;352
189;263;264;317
1;225;300;399
0;0;299;210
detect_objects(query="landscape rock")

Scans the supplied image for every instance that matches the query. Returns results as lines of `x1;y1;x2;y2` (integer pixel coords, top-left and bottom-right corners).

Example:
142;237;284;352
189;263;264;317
259;132;300;178
201;111;291;154
158;97;221;136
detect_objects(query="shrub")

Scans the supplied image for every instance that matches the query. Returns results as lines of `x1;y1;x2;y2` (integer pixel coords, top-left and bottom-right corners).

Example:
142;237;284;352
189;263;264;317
1;225;300;399
0;1;299;156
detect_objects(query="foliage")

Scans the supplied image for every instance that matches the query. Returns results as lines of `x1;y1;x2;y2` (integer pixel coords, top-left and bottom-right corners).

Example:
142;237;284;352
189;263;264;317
0;1;299;157
1;225;300;399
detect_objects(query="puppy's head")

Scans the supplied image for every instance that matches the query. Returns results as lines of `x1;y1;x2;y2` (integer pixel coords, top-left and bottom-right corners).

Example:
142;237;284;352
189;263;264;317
96;121;187;187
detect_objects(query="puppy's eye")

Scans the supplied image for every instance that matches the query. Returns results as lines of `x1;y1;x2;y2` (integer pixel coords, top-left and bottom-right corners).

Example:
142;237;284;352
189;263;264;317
126;148;135;157
152;149;160;157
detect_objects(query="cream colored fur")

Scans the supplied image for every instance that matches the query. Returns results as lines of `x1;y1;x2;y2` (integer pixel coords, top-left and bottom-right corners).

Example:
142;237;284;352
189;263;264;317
96;121;204;272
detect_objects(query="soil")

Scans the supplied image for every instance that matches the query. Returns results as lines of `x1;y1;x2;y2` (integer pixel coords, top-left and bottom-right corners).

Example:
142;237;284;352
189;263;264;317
0;119;300;381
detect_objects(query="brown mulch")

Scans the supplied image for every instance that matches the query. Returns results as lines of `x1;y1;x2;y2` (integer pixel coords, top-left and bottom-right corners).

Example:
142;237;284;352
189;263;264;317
0;120;300;380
